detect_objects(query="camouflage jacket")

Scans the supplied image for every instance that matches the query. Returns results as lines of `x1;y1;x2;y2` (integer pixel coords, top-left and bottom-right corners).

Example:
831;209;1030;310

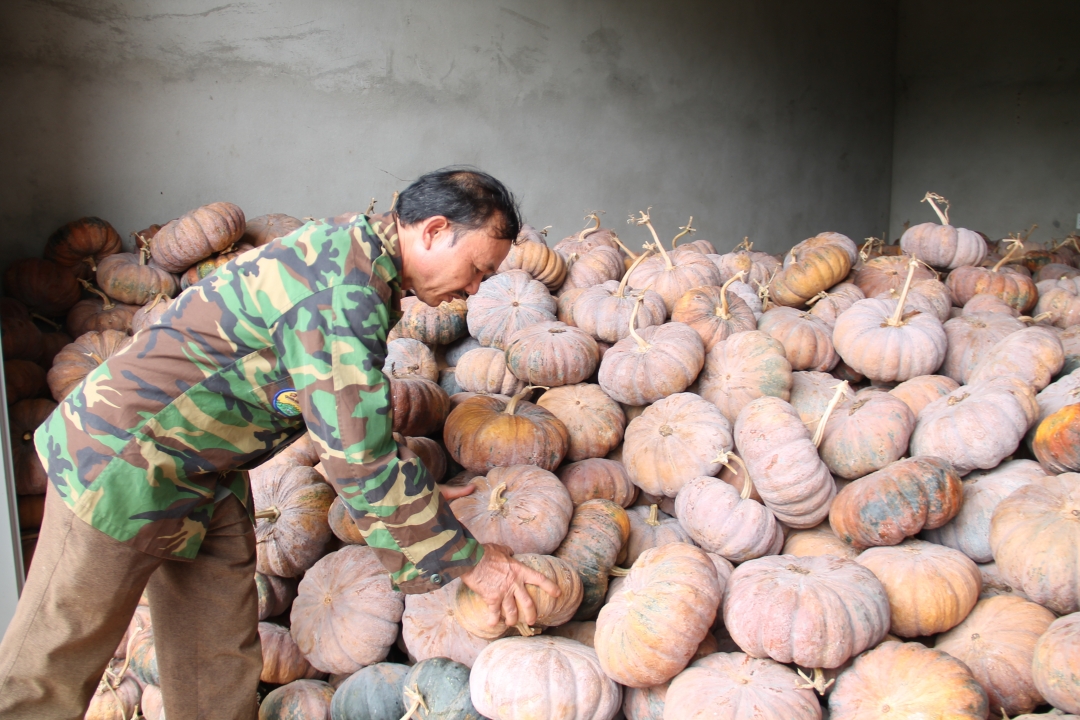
36;212;482;592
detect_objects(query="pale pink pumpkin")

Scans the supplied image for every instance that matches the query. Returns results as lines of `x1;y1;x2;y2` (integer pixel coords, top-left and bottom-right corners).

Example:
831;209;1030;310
888;374;959;417
259;622;321;684
675;474;783;563
942;312;1025;384
572;252;668;344
782;522;859;561
789;370;855;427
874;278;954;322
557;458;638;507
1032;612;1080;714
401;578;491;667
562;245;626;291
670;277;757;352
807;282;865;328
963;292;1020;316
966;325;1064;391
466;270;556;350
853;255;936;297
597;308;704;406
623;503;694;566
757;307;838;372
454;347;527;396
384;338;438;381
697;330;792;424
625;213;723;312
505;321;599;387
900;197;988;269
818;389;915;480
536;383;625;461
665;652;822;720
709;243;782;287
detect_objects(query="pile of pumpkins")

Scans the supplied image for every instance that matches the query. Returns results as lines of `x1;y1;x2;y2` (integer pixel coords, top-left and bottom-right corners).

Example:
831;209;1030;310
6;193;1080;720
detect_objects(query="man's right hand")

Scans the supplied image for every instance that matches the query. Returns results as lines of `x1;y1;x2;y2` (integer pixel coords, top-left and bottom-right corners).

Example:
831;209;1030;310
460;544;562;629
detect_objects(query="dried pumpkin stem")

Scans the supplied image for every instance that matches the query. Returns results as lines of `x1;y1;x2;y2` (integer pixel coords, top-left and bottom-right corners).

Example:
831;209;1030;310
504;385;547;416
79;279;116;310
886;258;920;327
577;212;603;242
992;238;1025;273
670;216;695;250
716;271;746;319
796;667;835;695
144;293;169;313
734;237;752;253
609;566;630;577
627;295;652;351
646;504;660;526
515;622;540;637
399;685;427;720
365;197;377;215
254;506;281;521
630;209;673;271
859;236;883;263
487;482;508;512
755;278;772;312
389;191;400;212
804;291;829;307
812;381;850;448
1018;311;1052;324
616;248;655;299
921;192;950;225
30;313;61;330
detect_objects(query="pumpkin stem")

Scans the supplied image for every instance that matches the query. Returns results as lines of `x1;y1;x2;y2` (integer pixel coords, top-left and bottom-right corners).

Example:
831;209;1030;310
646;504;660;526
796;667;834;695
606;231;640;261
144;293;169;313
254;506;281;521
514;622;540;637
400;685;428;720
921;192;950;225
616;248;655;298
670;216;695;250
504;385;546;416
365;197;377;215
487;482;508;512
30;313;61;330
734;237;752;253
389;191;400;212
715;271;746;319
1018;312;1052;324
859;235;884;262
804;291;830;307
137;246;149;266
992;237;1025;273
539;225;551;236
609;566;630;577
79;279;115;310
755;277;773;312
577;212;603;243
812;381;850;447
885;258;920;327
630;209;673;271
627;295;652;352
1053;234;1080;254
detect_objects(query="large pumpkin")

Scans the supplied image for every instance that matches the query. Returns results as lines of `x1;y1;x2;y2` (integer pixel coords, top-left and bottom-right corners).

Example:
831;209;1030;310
9;398;56;495
46;329;133;402
401;579;491;667
389;375;449;437
899;195;988;269
397;296;469;346
697;330;793;424
595;543;721;687
258;680;334;720
665;652;822;720
505;321;599;387
467;270;556;350
384;338;438;381
44;216;123;279
709;239;781;287
289;545;404;674
399;657;482;720
562;245;626;292
947;249;1038;312
571;263;668;345
453;347;525;396
674;475;782;563
96;249;179;305
853;254;936;298
149;201;247;273
818;389;915;480
329;662;410;720
252;460;334;577
757;307;838;372
536;384;625;461
941;312;1024;384
966;325;1064;391
670;276;757;351
887;374;960;416
4;258;81;317
788;370;854;427
554;499;630;620
242;213;304;247
557;458;637;507
1032;612;1080;714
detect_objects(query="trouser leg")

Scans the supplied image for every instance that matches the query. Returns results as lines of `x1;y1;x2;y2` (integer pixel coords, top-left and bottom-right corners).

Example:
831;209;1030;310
147;493;261;720
0;486;161;720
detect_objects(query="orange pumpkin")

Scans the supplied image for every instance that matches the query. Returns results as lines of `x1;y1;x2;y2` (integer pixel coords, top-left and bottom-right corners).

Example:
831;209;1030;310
46;329;132;402
401;578;491;667
242;213;304;247
259;622;321;684
787;231;858;268
497;232;567;291
697;330;792;424
554;499;630;620
888;374;959;416
252;460;334;577
327;496;366;545
1032;612;1080;714
818;390;916;480
178;243;254;290
757;307;839;372
65;282;139;337
6;359;47;404
389;376;449;437
670;277;757;351
625;212;722;312
556;286;586;326
149;201;246;273
666;652;821;720
769;243;852;307
947;244;1038;312
453;346;525;396
557;458;637;507
397;296;469;346
536;383;625;461
675;474;782;563
505;321;599;387
782;522;858;560
466;270;556;349
1033;403;1080;472
44;216;123;279
4;258;82;317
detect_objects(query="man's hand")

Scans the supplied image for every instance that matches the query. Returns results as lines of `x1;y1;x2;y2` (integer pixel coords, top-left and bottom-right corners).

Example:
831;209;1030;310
438;482;475;501
460;544;562;629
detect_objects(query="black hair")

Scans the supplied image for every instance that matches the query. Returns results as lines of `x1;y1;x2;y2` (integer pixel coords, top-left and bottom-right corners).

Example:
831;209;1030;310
395;167;521;243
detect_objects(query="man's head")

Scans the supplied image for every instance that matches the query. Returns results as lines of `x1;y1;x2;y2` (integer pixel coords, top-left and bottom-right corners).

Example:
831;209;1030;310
394;167;521;306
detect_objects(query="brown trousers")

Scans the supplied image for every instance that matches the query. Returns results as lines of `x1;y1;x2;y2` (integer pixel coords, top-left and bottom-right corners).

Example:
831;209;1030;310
0;487;262;720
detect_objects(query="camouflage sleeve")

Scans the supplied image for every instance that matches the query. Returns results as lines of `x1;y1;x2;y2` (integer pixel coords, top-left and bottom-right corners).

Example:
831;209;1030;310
272;283;483;593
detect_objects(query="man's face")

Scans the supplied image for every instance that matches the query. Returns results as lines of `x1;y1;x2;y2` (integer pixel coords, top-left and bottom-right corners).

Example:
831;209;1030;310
399;215;511;306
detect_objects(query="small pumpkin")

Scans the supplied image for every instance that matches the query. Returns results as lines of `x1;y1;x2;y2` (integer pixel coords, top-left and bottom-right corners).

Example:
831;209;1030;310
709;238;781;287
329;663;410;720
623;503;694;566
498;233;567;291
557;458;637;507
757;306;839;372
258;680;334;720
666;652;821;720
536;383;625;461
769;243;852;307
1032;612;1080;714
242;213;305;247
149;201;247;273
4;258;81;317
43;216;123;279
398;296;469;346
46;329;133;402
252;459;334;577
505;321;599;387
9;398;56;495
401;579;491;667
466;270;556;350
670;275;757;351
260;621;321;684
327;495;366;545
888;374;959;416
96;249;180;305
389;375;449;436
899;193;988;269
384;337;438;381
675;474;782;563
554;499;631;620
696;330;792;424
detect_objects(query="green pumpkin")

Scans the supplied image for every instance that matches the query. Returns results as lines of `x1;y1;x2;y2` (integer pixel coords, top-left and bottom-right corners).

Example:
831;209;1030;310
330;663;410;720
401;658;481;720
259;679;335;720
127;629;159;687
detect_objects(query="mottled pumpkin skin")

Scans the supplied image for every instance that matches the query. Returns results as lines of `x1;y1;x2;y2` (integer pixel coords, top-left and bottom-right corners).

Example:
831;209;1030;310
769;244;852;307
621;682;667;720
443;392;569;473
536;384;625;462
1036;286;1080;328
498;236;567;291
384;337;437;381
466;270;556;350
942;312;1024;384
723;554;890;669
505;321;599;387
44;216;123;280
832;297;947;382
397;296;469;346
554;499;631;620
389;376;449;437
671;284;757;351
47;329;133;402
256;573;298;620
626;250;723;312
595;543;721;687
829;456;962;549
947;264;1038;312
665;652;822;720
828;641;989;720
623;504;693;565
990;474;1080;615
326;495;366;546
471;636;623;720
597;321;705;406
252;461;334;578
563;245;626;292
402;579;491;667
329;662;410;720
4;258;81;317
853;255;936;298
808;282;865;328
901;222;988;270
572;280;667;344
788;370;853;427
558;458;637;507
1032;612;1080;714
401;657;483;720
935;596;1055;716
85;664;142;720
698;330;793;424
857;540;981;637
65;296;139;337
258;680;334;720
967;325;1064;391
757;307;838;372
259;622;321;684
130;295;173;334
788;232;858;267
819;390;916;480
675;476;782;563
1033;403;1080;472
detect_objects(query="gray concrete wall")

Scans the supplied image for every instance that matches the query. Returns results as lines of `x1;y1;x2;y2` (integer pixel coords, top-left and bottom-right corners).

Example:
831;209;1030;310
890;1;1080;243
0;0;897;269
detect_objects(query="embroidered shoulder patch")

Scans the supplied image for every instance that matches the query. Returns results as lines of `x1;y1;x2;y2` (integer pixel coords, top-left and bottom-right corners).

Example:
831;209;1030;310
272;389;303;417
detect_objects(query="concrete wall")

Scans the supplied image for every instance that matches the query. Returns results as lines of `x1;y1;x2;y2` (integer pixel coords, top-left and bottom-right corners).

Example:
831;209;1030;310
890;1;1080;243
0;0;897;270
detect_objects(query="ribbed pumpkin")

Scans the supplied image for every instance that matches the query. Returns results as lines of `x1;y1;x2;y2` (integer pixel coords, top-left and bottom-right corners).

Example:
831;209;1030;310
723;554;890;669
86;663;142;720
47;329;133;402
242;213;304;247
1033;403;1080;472
595;543;721;687
65;283;139;337
935;596;1055;716
397;296;469;346
966;325;1064;390
10;398;55;495
449;465;573;555
400;657;482;720
807;282;865;327
497;233;567;291
888;374;959;416
96;249;179;305
471;636;622;720
769;243;852;307
6;359;47;404
947;241;1038;312
0;299;42;361
625;212;722;312
942;312;1025;384
786;231;858;269
466;270;556;349
535;383;625;461
554;214;627;259
1036;286;1080;328
178;243;255;290
252;460;334;577
453;347;524;396
910;375;1038;475
562;245;626;292
149;201;246;273
130;294;173;334
259;680;334;720
571;259;668;344
554;499;630;619
963;292;1020;315
384;337;438;381
443;387;568;473
853;254;936;298
828;641;989;720
734;396;835;528
389;376;449;436
623;503;694;566
675;475;782;563
726;279;764;318
709;239;782;287
666;652;821;720
757;306;838;372
670;276;757;351
1032;612;1080;714
290;546;404;674
621;392;733;498
401;579;491;667
141;684;164;720
828;456;962;549
327;496;366;545
899;194;988;269
818;390;916;480
782;522;859;560
880;277;954;322
41;329;75;373
557;458;637;507
259;622;320;684
697;330;792;424
788;370;854;427
44;216;123;279
990;474;1080;614
857;540;981;637
329;663;410;720
505;321;598;387
4;258;81;316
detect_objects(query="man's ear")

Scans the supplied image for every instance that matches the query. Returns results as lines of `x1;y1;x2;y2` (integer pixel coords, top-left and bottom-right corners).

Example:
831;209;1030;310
419;216;451;250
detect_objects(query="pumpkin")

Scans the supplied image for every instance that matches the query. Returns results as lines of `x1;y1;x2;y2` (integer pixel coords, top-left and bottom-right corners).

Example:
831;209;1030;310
449;465;573;555
788;370;854;427
43;216;123;279
498;234;567;291
1036;286;1080;328
453;553;583;638
782;522;858;560
757;306;838;372
554;213;625;258
178;243;255;289
787;232;858;268
942;312;1025;384
734;396;835;528
252;460;334;577
595;543;721;687
726;279;764;319
5;359;47;404
624;503;694;565
535;383;625;461
554;499;630;620
852;254;936;298
910;376;1038;475
976;561;1028;601
1032;612;1080;714
0;299;42;361
769;243;852;307
141;684;164;720
9;399;55;495
562;245;626;292
625;212;722;312
65;282;139;337
390;375;449;436
899;194;988;269
1033;404;1080;472
86;662;142;720
856;539;981;637
967;325;1064;390
828;456;962;549
557;286;586;325
546;620;597;647
675;474;782;563
329;662;410;720
384;338;438;381
290;545;404;674
37;328;69;372
571;257;668;346
665;652;822;720
888;374;960;416
453;347;525;396
670;276;757;351
471;636;622;720
935;596;1055;716
401;579;490;667
130;294;173;334
327;496;365;545
399;657;481;720
505;321;598;387
723;554;890;669
819;390;916;480
922;460;1045;563
96;249;179;305
962;292;1020;316
1037;262;1080;283
243;213;304;247
715;448;761;503
807;282;865;328
443;387;568;473
4;258;81;317
258;680;334;720
709;239;782;287
17;494;45;531
149;201;246;273
828;641;989;720
621;392;733;498
260;621;321;684
398;296;469;346
256;573;298;620
46;329;132;402
557;458;637;507
990;474;1080;614
126;607;158;685
697;330;792;424
948;244;1039;313
1061;325;1080;375
467;270;556;350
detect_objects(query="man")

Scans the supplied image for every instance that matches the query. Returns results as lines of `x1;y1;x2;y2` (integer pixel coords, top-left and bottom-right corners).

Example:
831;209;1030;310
0;168;559;719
